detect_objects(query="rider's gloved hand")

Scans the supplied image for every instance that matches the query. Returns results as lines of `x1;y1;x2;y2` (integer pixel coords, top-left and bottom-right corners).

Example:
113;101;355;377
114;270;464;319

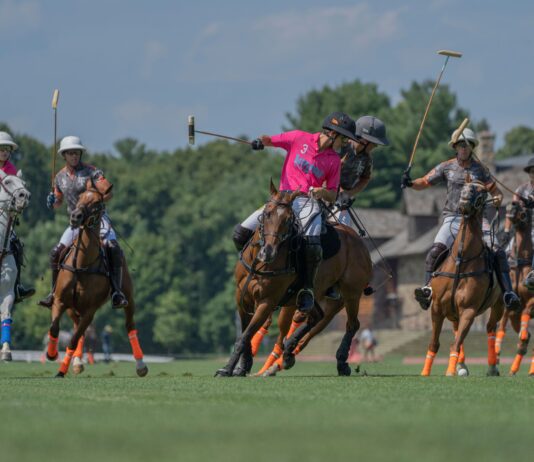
251;139;264;151
524;196;534;209
401;171;413;189
46;192;56;209
335;191;354;210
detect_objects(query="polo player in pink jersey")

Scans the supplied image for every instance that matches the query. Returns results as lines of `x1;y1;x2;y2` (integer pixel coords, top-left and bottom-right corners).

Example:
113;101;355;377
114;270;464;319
233;112;358;311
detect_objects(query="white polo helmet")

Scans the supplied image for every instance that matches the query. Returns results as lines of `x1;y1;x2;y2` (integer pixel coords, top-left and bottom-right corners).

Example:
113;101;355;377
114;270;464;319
58;135;87;155
0;131;18;150
448;127;479;148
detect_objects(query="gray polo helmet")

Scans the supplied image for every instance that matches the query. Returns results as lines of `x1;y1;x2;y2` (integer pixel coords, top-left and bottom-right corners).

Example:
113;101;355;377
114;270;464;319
524;157;534;173
355;116;389;146
322;112;358;141
0;131;18;150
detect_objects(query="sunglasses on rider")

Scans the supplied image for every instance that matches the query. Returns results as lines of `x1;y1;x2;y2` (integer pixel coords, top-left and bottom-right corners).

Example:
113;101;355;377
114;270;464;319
0;145;13;152
455;141;472;149
63;150;82;156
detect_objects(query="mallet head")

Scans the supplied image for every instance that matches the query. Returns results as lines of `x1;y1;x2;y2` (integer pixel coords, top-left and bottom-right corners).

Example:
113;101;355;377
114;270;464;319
52;89;60;109
437;50;463;58
188;115;195;145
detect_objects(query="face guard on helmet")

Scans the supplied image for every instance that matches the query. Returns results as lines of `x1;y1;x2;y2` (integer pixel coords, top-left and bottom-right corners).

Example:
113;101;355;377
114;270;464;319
58;136;87;158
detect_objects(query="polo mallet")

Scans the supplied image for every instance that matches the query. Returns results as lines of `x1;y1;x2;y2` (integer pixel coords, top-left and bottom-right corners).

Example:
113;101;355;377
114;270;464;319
51;89;60;190
188;115;252;146
402;50;462;187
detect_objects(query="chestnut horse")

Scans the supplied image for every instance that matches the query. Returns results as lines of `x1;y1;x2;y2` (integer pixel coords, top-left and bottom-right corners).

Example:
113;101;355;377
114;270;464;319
496;202;534;375
421;180;503;377
215;181;372;377
45;186;148;377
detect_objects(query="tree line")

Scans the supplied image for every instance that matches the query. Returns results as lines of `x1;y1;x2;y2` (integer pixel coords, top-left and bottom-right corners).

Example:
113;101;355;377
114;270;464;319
2;78;533;353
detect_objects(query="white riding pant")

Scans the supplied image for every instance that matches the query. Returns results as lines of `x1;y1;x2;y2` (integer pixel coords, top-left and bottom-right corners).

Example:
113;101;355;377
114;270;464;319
434;215;492;248
241;196;322;237
59;213;117;247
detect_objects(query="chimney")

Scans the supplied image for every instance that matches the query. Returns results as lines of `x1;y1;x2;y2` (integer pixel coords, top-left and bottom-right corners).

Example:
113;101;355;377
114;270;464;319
477;130;496;174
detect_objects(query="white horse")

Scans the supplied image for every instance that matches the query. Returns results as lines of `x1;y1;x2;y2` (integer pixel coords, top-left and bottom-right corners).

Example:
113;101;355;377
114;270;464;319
0;170;31;361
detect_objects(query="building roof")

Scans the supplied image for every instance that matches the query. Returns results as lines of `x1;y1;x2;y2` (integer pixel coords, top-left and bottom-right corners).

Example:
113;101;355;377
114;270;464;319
352;208;407;239
494;167;527;202
370;224;439;260
402;188;446;216
495;154;534;170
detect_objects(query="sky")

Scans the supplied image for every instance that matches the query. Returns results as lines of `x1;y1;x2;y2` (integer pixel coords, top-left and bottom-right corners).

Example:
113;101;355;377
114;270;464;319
1;0;533;154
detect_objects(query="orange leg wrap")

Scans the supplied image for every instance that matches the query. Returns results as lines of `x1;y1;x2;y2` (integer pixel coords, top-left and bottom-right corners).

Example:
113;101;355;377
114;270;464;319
256;343;282;376
47;333;59;359
487;332;497;366
87;352;95;365
529;357;534;376
73;336;85;359
520;313;530;342
510;354;524;374
59;348;75;375
251;327;269;357
128;329;144;360
496;330;506;355
458;344;465;364
285;320;304;341
446;352;459;376
421;350;436;376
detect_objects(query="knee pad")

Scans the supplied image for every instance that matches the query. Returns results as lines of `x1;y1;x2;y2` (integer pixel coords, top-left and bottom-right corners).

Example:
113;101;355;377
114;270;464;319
233;224;254;251
425;243;448;272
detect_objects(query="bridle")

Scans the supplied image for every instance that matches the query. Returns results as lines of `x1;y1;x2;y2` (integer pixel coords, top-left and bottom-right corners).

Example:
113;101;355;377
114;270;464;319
0;175;28;214
258;198;295;248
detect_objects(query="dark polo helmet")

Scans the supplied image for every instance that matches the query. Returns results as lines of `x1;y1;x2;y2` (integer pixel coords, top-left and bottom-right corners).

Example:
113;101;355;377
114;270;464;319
524;157;534;173
355;116;389;146
322;112;358;141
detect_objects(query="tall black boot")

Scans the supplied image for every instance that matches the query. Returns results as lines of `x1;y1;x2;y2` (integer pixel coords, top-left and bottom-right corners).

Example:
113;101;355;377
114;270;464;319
414;243;448;311
107;241;128;309
232;224;254;251
296;237;322;313
11;235;35;303
38;244;65;308
494;249;521;311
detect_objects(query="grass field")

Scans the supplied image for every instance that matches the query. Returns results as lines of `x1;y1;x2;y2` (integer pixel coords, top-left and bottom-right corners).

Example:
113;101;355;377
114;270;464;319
1;357;533;462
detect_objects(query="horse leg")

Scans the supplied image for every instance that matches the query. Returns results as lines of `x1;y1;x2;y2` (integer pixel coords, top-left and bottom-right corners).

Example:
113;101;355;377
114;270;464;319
0;262;15;361
446;309;476;377
255;306;295;376
453;324;468;376
485;303;504;377
336;297;361;376
57;312;94;378
232;310;254;377
46;298;66;361
122;273;148;377
496;310;509;361
509;306;531;375
421;310;445;376
250;313;272;357
215;302;272;377
72;336;85;375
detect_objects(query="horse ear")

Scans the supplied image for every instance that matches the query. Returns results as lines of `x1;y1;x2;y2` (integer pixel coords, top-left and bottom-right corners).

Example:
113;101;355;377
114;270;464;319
0;170;6;179
269;178;278;196
16;169;23;179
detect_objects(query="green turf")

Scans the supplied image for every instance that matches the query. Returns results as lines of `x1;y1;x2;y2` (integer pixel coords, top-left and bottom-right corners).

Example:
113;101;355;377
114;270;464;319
0;358;533;462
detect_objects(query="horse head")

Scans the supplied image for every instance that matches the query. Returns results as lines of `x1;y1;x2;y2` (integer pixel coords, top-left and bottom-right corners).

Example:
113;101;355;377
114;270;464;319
257;179;300;263
0;170;30;214
458;177;488;216
506;200;531;230
69;179;110;229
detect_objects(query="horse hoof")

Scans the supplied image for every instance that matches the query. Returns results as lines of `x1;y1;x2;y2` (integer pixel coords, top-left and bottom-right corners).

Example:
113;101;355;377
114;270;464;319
46;352;58;362
136;366;149;377
262;365;279;377
214;368;232;377
282;355;295;370
1;352;12;362
337;363;351;376
445;371;455;377
55;372;65;378
73;365;85;375
232;367;247;377
486;366;500;377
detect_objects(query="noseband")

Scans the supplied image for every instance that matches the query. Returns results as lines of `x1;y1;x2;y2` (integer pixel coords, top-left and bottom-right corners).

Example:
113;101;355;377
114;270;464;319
75;192;105;229
0;176;27;212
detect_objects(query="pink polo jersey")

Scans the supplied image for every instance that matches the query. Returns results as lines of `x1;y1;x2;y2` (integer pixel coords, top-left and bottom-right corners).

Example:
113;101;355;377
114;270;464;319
271;130;341;193
0;160;18;175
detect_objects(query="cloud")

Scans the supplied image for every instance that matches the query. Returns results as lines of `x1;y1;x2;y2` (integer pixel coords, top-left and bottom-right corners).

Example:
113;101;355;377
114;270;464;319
180;3;402;83
0;0;41;31
141;39;168;79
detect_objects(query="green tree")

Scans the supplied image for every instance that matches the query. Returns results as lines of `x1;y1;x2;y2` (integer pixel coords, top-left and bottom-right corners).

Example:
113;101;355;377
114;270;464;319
496;126;534;159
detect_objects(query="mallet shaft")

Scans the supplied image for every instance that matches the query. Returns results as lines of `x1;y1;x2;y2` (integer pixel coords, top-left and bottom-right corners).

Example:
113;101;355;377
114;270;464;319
51;89;60;189
195;129;251;145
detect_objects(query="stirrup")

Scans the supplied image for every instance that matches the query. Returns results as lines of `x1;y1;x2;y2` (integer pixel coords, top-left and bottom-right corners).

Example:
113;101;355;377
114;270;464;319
523;271;534;291
325;286;340;300
296;288;314;312
414;286;432;311
111;291;128;309
503;292;521;312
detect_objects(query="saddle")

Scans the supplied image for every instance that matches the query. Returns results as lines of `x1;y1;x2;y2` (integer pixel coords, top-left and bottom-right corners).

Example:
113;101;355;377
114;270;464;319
59;243;109;276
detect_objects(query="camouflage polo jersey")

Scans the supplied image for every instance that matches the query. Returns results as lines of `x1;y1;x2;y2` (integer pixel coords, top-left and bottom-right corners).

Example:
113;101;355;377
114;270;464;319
339;142;372;191
424;157;494;217
54;163;105;214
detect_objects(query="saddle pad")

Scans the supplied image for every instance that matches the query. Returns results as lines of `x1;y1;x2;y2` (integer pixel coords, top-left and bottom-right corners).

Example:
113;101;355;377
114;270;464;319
321;224;341;260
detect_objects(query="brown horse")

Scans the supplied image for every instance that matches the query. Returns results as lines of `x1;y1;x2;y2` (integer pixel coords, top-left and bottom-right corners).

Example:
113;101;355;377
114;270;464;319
45;185;148;378
215;181;372;377
421;180;503;377
497;201;534;375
